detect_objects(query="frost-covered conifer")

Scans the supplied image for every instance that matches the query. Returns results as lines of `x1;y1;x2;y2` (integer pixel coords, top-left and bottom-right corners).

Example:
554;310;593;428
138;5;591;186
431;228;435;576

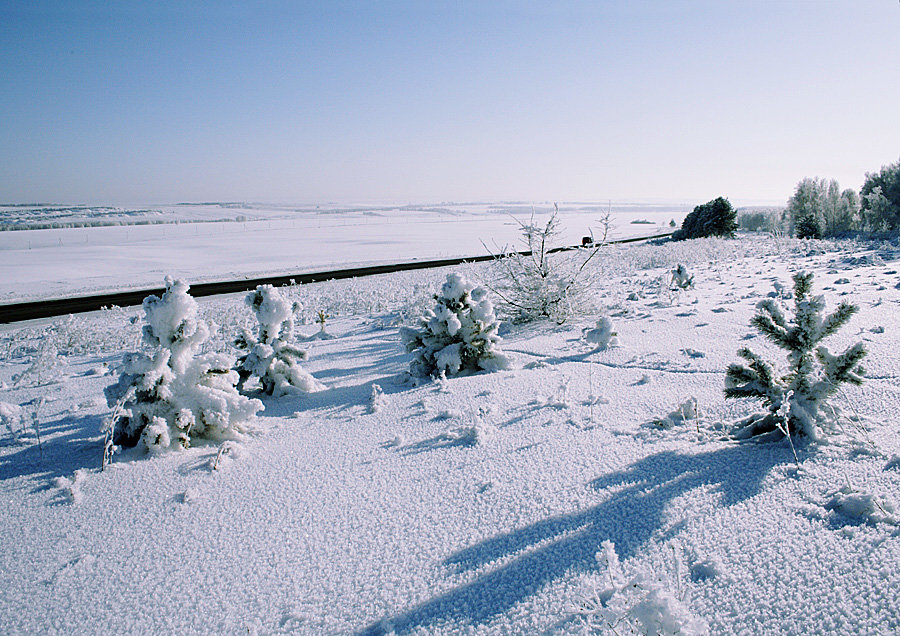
671;264;694;290
235;285;325;396
725;271;866;440
584;317;618;349
105;278;263;452
0;401;26;442
400;273;510;377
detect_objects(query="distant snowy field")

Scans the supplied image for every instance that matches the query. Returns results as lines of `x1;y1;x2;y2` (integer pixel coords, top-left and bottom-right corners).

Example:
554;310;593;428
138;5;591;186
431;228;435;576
0;202;683;302
1;230;899;634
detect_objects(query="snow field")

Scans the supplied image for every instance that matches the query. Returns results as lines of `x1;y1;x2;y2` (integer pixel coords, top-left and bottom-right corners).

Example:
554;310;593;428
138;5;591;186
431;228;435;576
0;202;678;303
1;233;899;633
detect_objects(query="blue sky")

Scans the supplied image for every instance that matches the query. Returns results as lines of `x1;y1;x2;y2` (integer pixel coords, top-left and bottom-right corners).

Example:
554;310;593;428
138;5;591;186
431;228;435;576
1;1;898;206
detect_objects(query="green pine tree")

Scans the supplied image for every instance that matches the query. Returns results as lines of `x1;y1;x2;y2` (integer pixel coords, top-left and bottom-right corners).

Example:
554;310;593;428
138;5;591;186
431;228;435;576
725;271;866;440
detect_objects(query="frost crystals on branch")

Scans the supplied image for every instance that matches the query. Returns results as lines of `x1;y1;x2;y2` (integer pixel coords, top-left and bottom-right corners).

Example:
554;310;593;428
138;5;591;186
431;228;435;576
104;277;263;452
725;271;866;441
575;541;708;635
235;285;326;396
400;273;510;378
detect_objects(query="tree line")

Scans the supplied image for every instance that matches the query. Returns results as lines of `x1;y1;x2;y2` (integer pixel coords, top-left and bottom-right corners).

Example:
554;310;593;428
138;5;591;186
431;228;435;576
671;155;900;240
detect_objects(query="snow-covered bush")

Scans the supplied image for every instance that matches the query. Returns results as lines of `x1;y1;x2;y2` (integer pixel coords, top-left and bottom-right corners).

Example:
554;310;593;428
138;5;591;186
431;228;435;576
824;486;898;526
670;264;694;290
724;271;866;440
53;470;87;505
12;336;66;387
105;278;263;452
652;397;700;430
488;207;608;323
235;285;325;396
438;421;495;447
0;401;27;442
584;317;618;350
400;273;510;378
367;384;386;413
576;541;708;635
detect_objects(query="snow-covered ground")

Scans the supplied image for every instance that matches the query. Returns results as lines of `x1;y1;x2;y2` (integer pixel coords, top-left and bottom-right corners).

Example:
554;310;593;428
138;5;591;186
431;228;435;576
0;202;682;302
1;229;899;634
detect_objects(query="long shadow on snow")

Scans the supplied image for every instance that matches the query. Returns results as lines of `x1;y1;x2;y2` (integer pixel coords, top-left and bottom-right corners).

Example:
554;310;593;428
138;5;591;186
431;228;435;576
398;431;478;456
256;374;409;419
310;348;408;381
358;442;792;635
0;412;103;487
304;330;408;382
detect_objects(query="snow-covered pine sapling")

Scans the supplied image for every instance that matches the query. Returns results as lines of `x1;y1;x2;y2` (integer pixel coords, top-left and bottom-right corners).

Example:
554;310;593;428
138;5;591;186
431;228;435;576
105;277;263;452
0;401;26;443
235;284;325;396
584;316;618;350
671;264;694;290
725;271;866;440
308;308;336;340
316;310;329;332
400;273;510;378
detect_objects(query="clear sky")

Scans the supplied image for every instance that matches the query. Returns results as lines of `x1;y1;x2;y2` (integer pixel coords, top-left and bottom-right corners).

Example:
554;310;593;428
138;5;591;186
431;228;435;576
1;0;898;206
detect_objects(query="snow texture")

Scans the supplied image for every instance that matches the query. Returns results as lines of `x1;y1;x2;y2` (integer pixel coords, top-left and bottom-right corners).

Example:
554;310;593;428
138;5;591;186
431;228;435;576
1;230;898;635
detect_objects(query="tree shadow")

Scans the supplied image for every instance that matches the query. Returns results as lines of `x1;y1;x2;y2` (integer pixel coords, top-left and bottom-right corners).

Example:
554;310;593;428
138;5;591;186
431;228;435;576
254;372;411;420
0;412;102;488
397;430;480;456
357;442;792;635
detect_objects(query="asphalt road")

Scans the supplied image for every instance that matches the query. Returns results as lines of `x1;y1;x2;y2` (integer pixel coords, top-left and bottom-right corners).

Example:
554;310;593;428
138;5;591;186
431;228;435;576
0;233;671;323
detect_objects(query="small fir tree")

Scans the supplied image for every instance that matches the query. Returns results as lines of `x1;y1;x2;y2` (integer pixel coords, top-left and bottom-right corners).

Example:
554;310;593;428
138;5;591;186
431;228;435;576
670;264;694;290
724;271;866;440
584;316;618;350
400;273;510;378
105;278;263;452
235;285;325;396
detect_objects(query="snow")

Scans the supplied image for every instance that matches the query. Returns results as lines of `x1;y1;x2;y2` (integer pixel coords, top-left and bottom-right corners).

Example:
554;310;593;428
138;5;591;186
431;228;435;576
2;221;900;634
